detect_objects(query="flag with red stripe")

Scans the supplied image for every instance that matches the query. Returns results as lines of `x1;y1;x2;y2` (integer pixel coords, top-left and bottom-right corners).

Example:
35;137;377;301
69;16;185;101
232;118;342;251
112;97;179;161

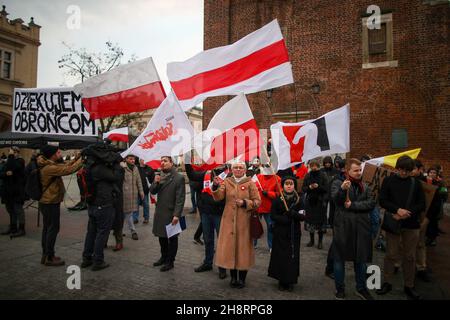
167;19;293;110
103;127;129;142
193;94;261;167
74;57;166;120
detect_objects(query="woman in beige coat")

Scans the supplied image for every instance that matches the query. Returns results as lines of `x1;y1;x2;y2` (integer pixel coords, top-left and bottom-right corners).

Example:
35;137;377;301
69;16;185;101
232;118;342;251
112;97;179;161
212;161;261;288
122;155;144;240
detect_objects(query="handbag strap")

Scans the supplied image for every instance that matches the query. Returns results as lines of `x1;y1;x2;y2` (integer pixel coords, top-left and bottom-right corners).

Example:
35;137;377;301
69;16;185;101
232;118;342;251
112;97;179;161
405;177;415;210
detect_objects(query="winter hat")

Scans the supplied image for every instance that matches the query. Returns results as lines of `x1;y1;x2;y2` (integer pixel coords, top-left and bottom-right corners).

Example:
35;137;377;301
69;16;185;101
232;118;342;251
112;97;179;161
42;145;59;159
282;176;298;190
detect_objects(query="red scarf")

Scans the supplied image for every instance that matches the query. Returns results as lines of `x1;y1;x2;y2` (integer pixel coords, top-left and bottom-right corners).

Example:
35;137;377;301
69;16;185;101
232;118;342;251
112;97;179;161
346;174;364;193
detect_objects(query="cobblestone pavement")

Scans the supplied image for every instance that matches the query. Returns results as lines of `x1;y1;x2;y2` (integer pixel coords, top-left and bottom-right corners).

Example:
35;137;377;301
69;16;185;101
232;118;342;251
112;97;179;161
0;175;448;300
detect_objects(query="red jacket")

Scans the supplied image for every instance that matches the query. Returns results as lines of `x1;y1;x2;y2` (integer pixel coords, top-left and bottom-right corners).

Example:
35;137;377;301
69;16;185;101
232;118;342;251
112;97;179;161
292;164;308;179
256;174;281;214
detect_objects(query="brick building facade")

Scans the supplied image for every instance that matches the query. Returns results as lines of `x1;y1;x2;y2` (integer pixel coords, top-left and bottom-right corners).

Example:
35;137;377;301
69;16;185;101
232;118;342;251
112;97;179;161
203;0;449;174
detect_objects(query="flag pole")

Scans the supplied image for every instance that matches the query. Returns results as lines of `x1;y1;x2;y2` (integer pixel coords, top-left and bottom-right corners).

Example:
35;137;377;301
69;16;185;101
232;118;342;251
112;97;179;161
261;141;289;211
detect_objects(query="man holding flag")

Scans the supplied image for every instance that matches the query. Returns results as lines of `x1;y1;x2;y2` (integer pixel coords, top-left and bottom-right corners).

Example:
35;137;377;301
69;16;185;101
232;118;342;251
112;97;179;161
184;159;228;279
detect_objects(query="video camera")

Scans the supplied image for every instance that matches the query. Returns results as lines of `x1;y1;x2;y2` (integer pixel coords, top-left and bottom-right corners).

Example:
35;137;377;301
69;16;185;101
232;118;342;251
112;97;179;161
81;139;123;167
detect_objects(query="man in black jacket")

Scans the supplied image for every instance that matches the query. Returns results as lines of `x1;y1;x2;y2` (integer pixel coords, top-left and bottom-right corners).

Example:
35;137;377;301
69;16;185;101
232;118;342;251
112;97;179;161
185;162;227;279
376;155;426;300
330;158;375;300
0;147;26;237
80;143;123;271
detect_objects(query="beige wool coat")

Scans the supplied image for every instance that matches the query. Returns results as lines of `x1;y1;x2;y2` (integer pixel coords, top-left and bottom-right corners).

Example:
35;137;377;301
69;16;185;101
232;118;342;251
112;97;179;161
212;176;261;270
122;164;143;214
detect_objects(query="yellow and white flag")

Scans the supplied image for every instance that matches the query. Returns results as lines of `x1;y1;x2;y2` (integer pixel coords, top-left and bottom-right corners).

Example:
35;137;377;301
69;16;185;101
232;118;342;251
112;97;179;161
366;148;421;168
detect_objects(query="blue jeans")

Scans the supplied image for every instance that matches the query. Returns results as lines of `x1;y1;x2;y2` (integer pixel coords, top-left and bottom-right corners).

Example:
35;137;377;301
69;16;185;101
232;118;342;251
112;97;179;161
334;260;367;292
201;213;222;266
370;206;380;240
83;205;115;264
132;194;150;221
253;213;273;249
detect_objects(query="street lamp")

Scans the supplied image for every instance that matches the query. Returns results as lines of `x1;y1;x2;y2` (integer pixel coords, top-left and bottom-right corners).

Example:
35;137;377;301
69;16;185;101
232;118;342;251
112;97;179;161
291;82;321;122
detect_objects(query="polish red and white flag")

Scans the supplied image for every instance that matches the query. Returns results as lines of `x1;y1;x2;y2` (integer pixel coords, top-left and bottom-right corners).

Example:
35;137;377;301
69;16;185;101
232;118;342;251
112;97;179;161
167;19;293;110
103;127;129;142
193;94;261;167
74;57;166;120
270;104;350;171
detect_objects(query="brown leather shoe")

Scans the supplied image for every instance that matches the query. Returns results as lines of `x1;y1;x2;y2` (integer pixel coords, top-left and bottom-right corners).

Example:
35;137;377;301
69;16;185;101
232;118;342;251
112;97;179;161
44;256;65;266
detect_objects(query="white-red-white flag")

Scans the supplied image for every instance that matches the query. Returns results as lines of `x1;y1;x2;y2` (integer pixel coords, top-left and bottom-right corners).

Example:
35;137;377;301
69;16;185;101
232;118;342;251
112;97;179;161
121;91;194;163
74;57;166;120
103;127;129;142
193;94;261;167
271;104;350;171
167;19;293;109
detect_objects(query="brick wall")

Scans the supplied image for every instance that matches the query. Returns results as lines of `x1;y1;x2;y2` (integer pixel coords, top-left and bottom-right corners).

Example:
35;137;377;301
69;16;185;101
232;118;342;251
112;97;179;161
204;0;450;182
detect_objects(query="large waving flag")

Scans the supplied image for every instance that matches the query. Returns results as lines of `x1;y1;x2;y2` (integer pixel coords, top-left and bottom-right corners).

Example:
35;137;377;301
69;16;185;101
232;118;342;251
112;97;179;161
271;104;350;171
103;127;129;142
193;94;261;167
366;148;421;168
167;19;293;110
74;57;166;120
121;91;194;163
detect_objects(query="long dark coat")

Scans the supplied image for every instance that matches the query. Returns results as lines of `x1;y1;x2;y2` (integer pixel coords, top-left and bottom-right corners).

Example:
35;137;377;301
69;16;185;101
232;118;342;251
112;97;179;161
302;170;328;226
330;179;375;263
268;194;304;284
0;156;26;204
150;168;186;238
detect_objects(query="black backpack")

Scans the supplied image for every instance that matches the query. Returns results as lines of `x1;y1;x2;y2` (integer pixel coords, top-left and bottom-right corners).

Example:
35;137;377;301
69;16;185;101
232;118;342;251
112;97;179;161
25;158;57;201
25;158;44;201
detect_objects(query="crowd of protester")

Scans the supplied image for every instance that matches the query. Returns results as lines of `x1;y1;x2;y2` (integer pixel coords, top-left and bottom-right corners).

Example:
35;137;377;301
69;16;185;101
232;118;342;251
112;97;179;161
0;145;448;300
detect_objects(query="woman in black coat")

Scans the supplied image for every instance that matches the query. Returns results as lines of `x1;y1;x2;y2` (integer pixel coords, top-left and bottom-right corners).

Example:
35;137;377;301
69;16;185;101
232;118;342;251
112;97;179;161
302;159;328;249
268;176;304;291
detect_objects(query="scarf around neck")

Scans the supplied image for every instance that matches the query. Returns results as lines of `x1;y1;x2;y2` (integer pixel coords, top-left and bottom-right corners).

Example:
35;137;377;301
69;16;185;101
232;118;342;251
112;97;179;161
283;191;300;208
233;175;246;184
160;167;174;183
347;174;364;193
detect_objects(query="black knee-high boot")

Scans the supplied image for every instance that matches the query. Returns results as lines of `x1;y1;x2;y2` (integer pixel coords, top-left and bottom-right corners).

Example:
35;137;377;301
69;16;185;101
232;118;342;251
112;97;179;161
307;232;314;247
230;269;238;288
318;231;324;249
237;270;247;288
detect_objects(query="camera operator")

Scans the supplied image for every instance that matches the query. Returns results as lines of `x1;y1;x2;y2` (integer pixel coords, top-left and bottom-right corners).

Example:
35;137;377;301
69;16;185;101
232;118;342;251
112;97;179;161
80;140;123;271
38;146;83;266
